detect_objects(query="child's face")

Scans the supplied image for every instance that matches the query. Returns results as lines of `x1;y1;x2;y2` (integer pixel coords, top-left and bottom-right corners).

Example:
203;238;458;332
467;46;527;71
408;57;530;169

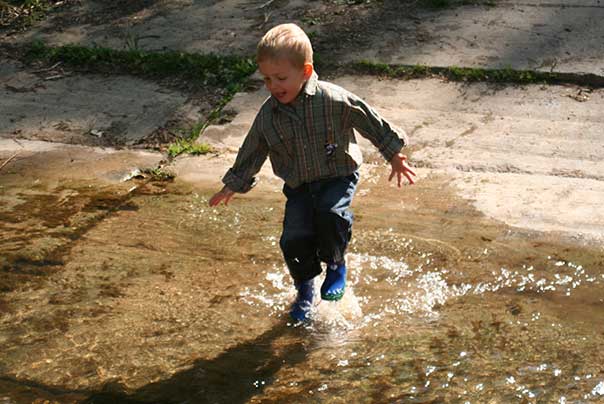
258;58;312;105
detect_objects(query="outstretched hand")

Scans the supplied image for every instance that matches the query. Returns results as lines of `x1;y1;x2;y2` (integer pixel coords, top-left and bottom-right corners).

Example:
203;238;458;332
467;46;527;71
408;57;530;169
389;153;416;187
209;186;235;207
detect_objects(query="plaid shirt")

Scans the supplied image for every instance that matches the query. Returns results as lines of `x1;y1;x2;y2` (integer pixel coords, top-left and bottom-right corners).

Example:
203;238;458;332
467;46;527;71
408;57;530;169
223;72;407;192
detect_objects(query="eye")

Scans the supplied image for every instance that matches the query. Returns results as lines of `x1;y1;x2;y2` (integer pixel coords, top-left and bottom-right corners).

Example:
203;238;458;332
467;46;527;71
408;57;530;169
277;76;287;81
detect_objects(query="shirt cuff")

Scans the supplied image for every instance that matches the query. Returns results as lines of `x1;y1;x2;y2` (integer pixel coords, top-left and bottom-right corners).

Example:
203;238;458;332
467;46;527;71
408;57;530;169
379;133;406;162
222;168;256;193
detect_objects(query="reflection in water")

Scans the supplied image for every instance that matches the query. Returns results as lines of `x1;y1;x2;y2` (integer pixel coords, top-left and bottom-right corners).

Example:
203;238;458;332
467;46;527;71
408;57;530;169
1;180;604;403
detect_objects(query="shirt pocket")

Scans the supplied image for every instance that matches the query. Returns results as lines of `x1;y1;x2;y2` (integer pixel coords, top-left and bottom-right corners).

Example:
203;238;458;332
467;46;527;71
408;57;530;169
266;122;295;177
333;126;363;166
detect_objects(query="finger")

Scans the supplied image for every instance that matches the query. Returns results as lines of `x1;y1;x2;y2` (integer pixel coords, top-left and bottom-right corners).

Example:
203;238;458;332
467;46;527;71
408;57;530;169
388;170;395;182
397;172;402;188
209;195;219;207
403;163;417;177
224;192;233;205
404;171;415;185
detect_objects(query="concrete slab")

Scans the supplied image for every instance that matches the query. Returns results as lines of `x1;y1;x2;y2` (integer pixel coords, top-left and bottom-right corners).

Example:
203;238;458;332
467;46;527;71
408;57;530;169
0;59;189;146
335;0;604;75
5;0;604;75
196;75;604;242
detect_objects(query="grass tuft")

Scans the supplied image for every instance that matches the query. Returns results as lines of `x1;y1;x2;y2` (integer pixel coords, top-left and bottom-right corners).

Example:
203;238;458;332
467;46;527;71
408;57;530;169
140;167;176;181
25;41;257;86
167;139;213;158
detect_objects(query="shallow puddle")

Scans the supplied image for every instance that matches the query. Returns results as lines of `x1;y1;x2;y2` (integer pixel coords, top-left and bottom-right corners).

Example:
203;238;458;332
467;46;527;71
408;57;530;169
1;171;603;404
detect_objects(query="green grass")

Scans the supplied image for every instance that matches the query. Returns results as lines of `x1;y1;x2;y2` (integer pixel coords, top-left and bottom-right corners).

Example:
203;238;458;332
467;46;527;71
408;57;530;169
167;139;213;158
349;60;560;85
420;0;497;8
26;41;257;85
166;80;243;158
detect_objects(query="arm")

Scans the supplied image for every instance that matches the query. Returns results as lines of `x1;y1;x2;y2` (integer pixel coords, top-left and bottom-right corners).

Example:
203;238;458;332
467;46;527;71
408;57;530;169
209;117;269;206
347;95;416;186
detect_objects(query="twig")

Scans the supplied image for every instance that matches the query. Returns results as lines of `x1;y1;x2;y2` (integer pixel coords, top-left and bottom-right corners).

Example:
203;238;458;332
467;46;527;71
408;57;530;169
32;61;62;73
44;74;67;81
0;152;19;172
256;0;275;9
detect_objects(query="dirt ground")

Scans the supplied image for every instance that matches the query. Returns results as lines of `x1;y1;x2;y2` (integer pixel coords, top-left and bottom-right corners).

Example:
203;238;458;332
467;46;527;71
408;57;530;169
4;0;604;74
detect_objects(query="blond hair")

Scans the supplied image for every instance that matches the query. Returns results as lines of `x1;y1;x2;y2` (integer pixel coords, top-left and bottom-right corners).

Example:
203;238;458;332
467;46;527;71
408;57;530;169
256;23;313;68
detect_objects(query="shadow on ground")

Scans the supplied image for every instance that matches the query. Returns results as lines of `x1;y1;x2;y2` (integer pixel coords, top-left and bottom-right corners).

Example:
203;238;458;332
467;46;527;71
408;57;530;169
85;321;307;404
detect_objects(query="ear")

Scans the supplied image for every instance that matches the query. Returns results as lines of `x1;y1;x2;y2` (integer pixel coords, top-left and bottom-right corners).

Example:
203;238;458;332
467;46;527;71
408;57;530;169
303;63;314;80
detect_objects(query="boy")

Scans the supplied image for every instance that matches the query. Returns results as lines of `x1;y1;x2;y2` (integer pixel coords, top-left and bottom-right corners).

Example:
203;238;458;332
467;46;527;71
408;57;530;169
209;23;416;322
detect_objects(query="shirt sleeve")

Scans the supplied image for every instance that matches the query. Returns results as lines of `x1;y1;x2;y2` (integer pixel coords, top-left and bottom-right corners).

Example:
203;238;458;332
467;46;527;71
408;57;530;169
346;93;408;162
222;116;269;193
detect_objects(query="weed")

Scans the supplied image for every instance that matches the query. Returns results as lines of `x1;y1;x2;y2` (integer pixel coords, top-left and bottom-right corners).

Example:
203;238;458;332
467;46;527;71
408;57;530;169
167;139;212;158
140;167;175;181
166;87;240;157
301;16;321;26
1;0;62;30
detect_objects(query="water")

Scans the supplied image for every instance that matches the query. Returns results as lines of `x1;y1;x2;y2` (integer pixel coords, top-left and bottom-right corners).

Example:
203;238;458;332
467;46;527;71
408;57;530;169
1;174;603;403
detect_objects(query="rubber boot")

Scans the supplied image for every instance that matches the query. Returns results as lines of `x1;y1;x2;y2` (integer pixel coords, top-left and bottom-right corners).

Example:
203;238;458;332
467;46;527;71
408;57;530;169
321;263;346;301
290;279;315;322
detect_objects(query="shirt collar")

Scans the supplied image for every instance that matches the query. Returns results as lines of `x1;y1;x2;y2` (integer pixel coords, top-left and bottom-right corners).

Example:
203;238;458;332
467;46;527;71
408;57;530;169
271;71;319;110
303;71;319;96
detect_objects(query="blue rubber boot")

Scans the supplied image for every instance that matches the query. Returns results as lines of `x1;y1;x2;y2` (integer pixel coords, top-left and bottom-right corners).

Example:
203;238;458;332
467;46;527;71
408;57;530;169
321;263;346;301
290;279;315;322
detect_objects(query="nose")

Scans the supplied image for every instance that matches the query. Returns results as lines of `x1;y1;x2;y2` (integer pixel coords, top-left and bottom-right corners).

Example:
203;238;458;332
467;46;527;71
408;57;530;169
268;80;282;91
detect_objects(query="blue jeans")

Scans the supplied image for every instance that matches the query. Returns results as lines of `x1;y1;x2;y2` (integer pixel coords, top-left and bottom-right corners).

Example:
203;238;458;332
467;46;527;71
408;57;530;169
280;172;359;283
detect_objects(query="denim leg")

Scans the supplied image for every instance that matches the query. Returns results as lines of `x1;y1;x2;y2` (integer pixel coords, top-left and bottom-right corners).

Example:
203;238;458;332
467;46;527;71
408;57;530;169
280;185;322;283
314;172;359;265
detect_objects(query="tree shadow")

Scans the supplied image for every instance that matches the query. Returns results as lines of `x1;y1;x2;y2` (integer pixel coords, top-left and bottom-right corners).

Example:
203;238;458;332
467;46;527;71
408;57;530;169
85;320;308;404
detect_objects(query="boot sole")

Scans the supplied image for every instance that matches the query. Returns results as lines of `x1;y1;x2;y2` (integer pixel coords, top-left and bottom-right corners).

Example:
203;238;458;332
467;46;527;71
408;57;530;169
321;288;345;301
289;311;312;323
